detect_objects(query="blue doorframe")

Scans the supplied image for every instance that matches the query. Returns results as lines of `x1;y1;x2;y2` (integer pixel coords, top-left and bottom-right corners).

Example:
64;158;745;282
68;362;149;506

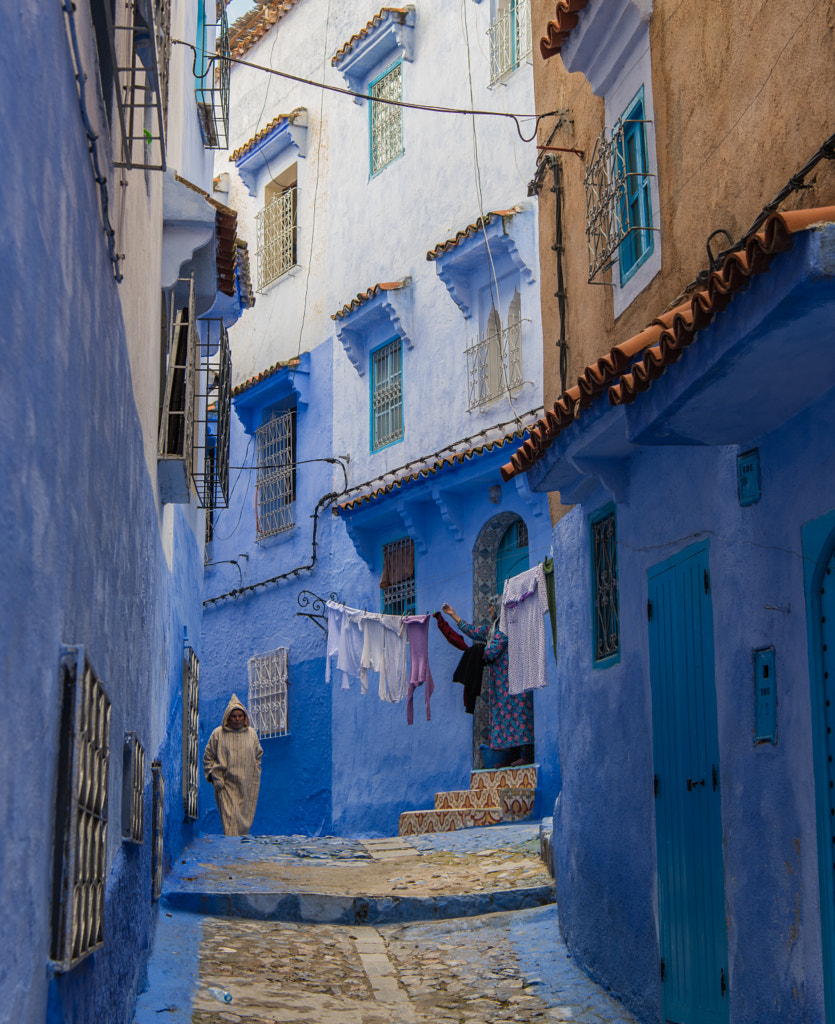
648;540;729;1024
802;509;835;1023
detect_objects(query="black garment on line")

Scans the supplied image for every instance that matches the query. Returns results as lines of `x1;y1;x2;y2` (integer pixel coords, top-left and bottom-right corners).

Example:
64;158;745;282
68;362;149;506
452;642;486;715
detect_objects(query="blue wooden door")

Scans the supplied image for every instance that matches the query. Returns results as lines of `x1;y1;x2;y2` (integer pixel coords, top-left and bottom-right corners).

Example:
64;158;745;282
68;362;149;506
648;541;728;1024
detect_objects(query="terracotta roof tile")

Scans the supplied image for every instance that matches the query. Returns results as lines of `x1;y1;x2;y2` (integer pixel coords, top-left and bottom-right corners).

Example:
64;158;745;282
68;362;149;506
170;174;238;298
228;0;305;59
426;209;520;261
500;206;835;481
540;0;590;60
235;240;256;309
232;356;300;397
332;7;412;66
331;280;408;320
335;421;537;513
229;109;304;163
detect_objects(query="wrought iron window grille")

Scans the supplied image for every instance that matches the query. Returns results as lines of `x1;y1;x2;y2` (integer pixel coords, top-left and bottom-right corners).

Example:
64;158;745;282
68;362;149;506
256;185;298;291
255;408;296;538
466;297;526;410
194;318;231;512
584;117;657;283
381;537;416;616
50;646;112;972
371;338;404;450
248;647;290;739
370;62;403;175
488;0;532;86
151;760;164;900
109;0;170;169
592;509;619;661
195;2;230;149
182;646;200;821
121;732;145;844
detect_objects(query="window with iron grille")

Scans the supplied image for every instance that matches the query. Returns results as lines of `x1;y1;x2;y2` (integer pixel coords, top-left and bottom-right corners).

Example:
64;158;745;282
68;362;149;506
151;760;164;900
195;1;230;149
182;647;199;821
248;647;289;738
591;506;619;664
371;338;404;450
466;291;524;409
121;732;145;844
256;169;298;291
488;0;532;86
370;62;403;175
584;91;655;284
380;537;416;616
194;318;231;513
255;408;296;538
50;646;112;972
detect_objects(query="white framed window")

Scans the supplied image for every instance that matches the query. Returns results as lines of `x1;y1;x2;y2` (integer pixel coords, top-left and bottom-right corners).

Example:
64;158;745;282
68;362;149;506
369;61;403;176
51;646;112;972
466;289;523;409
371;338;404;450
255;407;296;537
248;647;289;738
256;164;298;290
488;0;532;85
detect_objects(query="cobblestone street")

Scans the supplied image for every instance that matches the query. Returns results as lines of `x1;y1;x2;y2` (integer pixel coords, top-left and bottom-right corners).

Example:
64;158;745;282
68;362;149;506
135;826;639;1024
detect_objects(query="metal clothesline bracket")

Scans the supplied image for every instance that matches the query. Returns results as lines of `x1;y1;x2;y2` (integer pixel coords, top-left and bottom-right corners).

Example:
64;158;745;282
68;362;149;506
295;590;339;633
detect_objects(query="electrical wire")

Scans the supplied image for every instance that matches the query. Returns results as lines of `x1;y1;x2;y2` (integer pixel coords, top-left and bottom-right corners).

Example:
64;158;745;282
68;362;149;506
174;38;560;142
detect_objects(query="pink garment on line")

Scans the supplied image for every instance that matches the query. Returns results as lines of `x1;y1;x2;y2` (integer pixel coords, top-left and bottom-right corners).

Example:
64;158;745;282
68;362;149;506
404;614;434;724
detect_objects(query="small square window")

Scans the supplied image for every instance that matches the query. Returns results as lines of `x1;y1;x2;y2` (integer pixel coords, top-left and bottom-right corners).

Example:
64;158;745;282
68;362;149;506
369;62;403;176
371;338;404;450
380;537;416;616
590;506;619;664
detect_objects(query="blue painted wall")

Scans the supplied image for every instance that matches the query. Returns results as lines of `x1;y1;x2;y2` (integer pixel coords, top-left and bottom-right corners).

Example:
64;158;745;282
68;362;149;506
0;2;221;1022
544;388;835;1023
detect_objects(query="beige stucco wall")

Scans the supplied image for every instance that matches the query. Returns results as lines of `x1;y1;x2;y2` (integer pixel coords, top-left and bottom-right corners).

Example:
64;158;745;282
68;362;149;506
531;0;835;521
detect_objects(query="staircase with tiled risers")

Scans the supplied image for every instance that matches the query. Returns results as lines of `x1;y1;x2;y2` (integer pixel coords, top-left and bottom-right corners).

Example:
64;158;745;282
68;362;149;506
398;765;538;836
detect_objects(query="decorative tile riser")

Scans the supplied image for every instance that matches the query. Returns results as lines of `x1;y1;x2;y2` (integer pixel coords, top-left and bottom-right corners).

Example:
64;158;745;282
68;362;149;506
470;765;538;792
399;807;503;836
434;789;500;811
500;787;536;822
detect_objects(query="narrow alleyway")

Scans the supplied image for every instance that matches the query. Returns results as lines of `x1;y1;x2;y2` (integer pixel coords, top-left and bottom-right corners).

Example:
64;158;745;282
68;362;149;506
134;825;639;1024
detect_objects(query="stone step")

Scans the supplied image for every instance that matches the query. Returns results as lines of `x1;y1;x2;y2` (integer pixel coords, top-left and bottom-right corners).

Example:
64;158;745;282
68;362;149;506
434;789;500;811
499;787;536;823
470;764;538;792
398;806;504;836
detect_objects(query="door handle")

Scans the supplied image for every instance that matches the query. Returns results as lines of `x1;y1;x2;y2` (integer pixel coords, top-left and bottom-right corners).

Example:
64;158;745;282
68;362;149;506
686;778;705;791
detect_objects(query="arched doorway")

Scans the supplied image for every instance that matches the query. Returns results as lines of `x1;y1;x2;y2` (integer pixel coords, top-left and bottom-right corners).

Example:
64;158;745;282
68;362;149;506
471;512;532;767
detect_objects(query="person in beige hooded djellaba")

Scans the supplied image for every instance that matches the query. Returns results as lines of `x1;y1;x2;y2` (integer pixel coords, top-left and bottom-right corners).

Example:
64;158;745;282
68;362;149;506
203;694;263;835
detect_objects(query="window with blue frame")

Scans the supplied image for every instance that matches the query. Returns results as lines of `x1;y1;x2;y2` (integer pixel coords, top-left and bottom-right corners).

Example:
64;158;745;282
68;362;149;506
591;505;619;664
369;61;403;176
617;90;653;283
496;520;529;598
371;337;404;450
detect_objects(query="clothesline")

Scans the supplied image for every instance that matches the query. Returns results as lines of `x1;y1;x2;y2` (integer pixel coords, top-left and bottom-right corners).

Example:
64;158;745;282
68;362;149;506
323;560;556;731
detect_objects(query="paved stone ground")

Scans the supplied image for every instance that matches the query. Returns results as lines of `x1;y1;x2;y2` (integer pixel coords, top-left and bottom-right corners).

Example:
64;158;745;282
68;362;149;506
135;826;640;1024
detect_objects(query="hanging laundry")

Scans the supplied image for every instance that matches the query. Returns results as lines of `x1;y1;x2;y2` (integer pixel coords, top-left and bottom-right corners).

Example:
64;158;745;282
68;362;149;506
403;614;435;724
325;601;343;685
501;564;549;695
360;613;408;702
452;642;485;714
381;614;409;703
433;610;469;652
325;602;365;690
543;557;558;666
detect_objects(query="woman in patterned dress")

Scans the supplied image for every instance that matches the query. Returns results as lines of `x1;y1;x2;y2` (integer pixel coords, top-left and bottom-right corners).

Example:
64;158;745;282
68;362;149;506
441;602;534;757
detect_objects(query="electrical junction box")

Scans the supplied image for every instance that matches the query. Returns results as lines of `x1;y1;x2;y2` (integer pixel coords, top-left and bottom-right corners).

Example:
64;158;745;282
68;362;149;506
753;647;777;744
738;448;762;506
